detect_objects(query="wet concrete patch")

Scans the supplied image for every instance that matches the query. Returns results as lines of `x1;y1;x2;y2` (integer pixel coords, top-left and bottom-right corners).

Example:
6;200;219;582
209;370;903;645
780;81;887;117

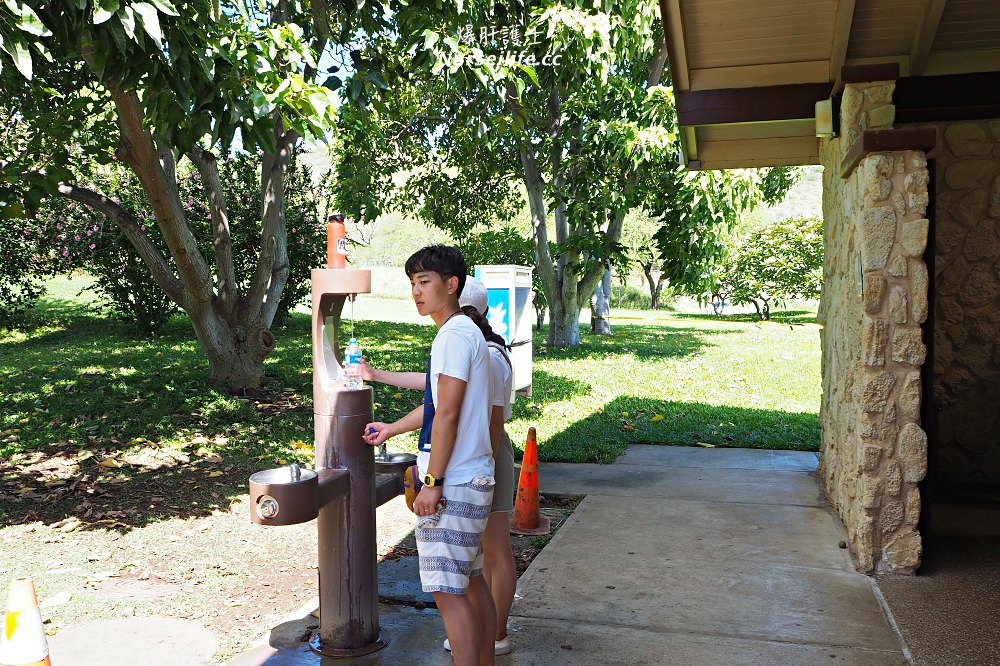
48;617;217;665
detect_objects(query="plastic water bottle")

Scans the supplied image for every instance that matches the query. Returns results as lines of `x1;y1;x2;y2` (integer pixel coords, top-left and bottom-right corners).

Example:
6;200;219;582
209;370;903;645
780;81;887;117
343;338;362;390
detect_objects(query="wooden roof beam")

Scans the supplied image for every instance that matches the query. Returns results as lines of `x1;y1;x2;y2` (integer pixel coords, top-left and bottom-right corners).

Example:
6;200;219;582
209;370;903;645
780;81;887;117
676;83;834;126
830;0;858;85
910;0;948;76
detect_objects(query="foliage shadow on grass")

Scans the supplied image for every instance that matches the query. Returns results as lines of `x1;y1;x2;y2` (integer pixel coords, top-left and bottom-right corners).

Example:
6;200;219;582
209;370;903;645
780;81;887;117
535;323;724;363
538;395;820;464
669;310;819;325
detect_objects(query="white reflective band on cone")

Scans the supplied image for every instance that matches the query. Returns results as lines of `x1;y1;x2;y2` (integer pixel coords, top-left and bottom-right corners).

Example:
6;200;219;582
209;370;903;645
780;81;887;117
0;607;50;664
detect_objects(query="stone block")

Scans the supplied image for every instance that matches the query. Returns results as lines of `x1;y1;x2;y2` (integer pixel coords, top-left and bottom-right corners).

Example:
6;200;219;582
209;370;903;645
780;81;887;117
946;159;997;190
909;152;928;169
990;174;1000;219
862;444;883;472
862;477;883;509
860;411;882;439
909;191;929;216
885;461;902;496
958;266;1000;306
862;82;895;106
911;261;928;323
861;369;896;412
898;423;928;483
889;287;908;323
881;530;922;572
945;122;992;157
880;499;904;535
892;191;906;215
950;188;988;227
859;206;896;270
904;487;921;526
989;121;1000;141
936;255;968;297
892;327;927;366
867;104;895;130
888;254;907;277
898;371;921;421
961;223;1000;261
884;401;897;423
842;85;863;125
905;169;929;194
900;218;929;257
937;298;963;324
863;275;886;313
862;315;888;366
863;154;894;202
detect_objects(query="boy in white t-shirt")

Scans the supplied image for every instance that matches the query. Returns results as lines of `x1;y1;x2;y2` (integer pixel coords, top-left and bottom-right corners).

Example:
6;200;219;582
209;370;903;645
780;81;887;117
363;246;496;665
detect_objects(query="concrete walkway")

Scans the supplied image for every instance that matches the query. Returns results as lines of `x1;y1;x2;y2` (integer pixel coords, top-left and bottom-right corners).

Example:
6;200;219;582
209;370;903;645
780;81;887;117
226;445;909;665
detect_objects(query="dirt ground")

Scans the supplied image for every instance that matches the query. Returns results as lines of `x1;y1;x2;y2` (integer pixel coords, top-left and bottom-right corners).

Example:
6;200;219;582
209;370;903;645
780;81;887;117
0;440;579;664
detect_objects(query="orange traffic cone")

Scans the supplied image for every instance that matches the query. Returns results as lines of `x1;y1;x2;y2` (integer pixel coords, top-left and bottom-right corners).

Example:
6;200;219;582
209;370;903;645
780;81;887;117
0;577;51;666
510;427;551;536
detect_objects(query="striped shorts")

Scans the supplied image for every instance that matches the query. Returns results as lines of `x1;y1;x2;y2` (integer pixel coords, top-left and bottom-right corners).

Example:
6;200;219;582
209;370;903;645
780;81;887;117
416;476;495;594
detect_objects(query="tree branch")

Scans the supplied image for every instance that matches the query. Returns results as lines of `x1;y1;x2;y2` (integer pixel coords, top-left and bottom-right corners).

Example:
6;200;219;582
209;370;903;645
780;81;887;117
189;146;240;310
55;182;184;304
111;87;214;308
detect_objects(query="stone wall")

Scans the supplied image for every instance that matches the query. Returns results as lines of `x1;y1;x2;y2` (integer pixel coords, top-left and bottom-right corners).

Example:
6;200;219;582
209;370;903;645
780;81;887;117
922;120;1000;486
818;81;929;573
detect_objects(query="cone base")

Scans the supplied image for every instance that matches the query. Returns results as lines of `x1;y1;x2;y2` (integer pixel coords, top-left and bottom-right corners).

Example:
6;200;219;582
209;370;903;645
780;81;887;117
510;514;551;536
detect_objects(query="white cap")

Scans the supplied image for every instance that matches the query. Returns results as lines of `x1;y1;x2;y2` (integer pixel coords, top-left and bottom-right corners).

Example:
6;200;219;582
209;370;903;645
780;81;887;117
459;276;489;315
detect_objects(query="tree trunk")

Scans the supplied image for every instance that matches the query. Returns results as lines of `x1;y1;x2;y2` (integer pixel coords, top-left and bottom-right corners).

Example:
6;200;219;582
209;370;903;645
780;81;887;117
590;268;612;334
190;306;277;390
548;288;581;347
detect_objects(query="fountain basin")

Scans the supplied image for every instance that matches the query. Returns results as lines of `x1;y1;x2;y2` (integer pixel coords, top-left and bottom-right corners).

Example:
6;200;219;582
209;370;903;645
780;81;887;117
374;452;417;475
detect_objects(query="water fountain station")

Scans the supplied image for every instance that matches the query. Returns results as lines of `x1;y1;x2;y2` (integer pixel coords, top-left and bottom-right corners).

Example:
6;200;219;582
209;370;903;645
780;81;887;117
247;265;416;658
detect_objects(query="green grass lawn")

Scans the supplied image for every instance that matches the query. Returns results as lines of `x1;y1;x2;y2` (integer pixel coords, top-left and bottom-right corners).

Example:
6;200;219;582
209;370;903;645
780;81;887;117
2;275;821;472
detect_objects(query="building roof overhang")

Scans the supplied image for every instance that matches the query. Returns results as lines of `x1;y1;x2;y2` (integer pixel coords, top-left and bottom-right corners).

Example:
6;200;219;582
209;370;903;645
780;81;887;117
660;0;1000;169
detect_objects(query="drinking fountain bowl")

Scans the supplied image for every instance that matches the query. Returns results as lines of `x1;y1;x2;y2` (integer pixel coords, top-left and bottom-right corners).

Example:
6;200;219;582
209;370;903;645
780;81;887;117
373;452;417;475
249;464;319;526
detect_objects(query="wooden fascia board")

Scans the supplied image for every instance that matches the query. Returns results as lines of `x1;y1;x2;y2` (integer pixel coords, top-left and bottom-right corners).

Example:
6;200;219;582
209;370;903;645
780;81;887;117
839;128;937;178
689;61;830;91
923;48;1000;77
697;135;820;169
676;83;833;126
830;0;858;83
659;0;690;91
910;0;948;76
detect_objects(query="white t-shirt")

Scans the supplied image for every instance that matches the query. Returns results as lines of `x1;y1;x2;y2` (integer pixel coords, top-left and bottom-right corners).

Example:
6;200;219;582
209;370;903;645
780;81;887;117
417;315;494;485
488;343;513;421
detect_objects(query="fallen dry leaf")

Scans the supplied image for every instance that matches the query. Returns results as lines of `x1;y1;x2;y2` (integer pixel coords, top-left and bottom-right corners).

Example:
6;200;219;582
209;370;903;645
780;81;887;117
650;414;664;422
39;591;72;608
98;458;124;468
207;471;223;478
52;516;82;533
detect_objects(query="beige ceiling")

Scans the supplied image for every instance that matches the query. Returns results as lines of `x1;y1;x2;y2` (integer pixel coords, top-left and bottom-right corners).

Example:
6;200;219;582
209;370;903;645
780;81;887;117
661;0;1000;168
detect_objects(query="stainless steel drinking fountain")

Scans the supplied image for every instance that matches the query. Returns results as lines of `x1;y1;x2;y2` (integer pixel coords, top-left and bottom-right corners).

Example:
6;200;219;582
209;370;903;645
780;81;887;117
248;267;415;659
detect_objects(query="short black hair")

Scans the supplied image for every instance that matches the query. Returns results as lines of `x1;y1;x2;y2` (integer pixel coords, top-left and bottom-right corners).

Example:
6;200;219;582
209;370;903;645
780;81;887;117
405;245;467;296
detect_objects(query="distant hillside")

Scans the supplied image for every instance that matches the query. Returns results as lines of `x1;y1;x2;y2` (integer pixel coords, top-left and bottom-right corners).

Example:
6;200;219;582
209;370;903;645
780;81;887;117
757;166;823;225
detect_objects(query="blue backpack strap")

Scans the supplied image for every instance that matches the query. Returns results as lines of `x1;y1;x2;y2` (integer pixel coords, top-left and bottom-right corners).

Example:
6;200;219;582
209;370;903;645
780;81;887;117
417;357;435;452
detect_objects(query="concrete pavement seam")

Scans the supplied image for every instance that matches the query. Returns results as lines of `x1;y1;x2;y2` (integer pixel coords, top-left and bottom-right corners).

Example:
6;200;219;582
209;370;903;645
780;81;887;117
866;576;915;664
507;613;911;653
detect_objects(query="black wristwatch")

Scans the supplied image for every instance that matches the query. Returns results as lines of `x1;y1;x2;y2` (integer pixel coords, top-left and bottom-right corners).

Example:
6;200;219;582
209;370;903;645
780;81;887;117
423;473;444;487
